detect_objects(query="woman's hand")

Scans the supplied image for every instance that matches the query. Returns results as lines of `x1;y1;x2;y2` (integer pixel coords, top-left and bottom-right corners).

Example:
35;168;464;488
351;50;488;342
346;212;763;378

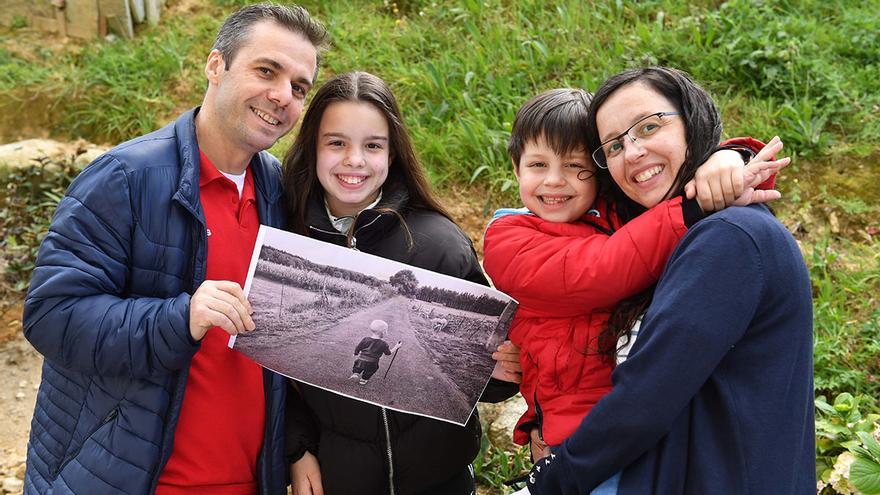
291;451;324;495
491;340;522;384
686;136;790;211
529;427;551;462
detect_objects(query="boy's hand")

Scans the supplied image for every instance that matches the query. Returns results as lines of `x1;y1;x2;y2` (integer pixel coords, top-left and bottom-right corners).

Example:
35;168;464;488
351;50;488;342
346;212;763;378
491;340;522;383
685;136;790;211
291;451;324;495
730;136;790;207
529;427;551;462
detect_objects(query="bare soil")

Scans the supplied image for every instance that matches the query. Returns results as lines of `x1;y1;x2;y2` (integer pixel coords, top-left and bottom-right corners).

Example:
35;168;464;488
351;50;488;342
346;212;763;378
0;302;40;492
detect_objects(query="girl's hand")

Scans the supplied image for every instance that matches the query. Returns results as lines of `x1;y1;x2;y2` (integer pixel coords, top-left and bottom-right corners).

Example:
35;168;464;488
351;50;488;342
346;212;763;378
291;451;324;495
685;136;790;211
491;340;522;384
529;427;551;462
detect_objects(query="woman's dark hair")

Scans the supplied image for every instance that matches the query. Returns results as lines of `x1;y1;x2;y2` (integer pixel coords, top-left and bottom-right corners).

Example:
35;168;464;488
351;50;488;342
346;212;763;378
282;71;450;237
585;67;723;355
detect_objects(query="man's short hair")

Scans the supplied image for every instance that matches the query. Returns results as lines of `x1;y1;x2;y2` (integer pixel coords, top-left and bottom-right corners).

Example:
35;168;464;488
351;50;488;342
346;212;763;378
212;3;329;74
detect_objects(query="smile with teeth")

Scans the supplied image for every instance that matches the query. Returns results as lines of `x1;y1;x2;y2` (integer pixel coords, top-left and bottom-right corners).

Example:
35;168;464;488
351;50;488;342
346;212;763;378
337;174;367;185
634;165;663;183
252;108;280;126
540;196;571;205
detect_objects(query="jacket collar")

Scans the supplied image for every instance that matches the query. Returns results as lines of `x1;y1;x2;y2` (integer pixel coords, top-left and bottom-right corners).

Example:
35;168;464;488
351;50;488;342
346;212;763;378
305;181;410;248
171;107;284;218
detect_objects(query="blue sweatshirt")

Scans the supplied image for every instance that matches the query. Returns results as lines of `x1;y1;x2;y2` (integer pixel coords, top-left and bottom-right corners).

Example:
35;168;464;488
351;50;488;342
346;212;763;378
528;204;815;494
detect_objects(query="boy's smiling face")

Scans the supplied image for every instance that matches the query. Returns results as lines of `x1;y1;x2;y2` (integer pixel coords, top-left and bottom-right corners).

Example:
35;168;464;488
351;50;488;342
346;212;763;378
514;136;598;223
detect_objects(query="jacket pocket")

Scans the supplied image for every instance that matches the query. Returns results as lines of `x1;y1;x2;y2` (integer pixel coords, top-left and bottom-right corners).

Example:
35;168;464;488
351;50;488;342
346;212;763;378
51;405;120;479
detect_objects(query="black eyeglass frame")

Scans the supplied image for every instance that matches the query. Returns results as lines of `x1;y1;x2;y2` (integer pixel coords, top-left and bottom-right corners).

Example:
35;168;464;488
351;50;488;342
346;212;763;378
591;111;681;169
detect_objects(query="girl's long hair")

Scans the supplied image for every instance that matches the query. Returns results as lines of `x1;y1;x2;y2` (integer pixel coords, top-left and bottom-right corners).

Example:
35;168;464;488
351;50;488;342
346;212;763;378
585;67;722;353
282;71;449;235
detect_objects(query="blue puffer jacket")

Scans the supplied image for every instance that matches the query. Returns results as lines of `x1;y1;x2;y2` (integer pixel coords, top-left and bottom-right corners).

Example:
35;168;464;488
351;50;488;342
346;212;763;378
22;108;288;494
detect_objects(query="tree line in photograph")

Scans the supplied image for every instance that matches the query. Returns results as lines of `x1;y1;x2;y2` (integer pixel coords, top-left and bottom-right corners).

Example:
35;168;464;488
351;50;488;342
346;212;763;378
390;269;508;316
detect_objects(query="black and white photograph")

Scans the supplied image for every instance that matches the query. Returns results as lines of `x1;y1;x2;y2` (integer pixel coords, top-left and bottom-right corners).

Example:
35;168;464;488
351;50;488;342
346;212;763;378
230;226;517;425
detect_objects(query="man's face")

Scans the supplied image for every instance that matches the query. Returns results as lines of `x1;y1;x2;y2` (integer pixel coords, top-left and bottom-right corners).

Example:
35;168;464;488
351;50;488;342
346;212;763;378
205;20;318;155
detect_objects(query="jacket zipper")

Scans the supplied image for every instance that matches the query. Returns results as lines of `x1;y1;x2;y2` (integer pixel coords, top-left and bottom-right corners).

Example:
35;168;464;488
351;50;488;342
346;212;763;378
382;408;396;495
52;406;119;478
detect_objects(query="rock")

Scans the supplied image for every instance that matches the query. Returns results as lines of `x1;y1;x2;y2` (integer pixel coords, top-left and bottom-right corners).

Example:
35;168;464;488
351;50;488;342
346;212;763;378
828;211;840;234
14;392;25;401
14;462;25;480
486;394;527;454
0;139;108;171
2;477;23;493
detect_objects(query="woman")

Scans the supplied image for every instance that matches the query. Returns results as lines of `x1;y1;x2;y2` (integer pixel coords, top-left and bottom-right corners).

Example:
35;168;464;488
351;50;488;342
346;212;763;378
525;67;815;494
281;71;520;495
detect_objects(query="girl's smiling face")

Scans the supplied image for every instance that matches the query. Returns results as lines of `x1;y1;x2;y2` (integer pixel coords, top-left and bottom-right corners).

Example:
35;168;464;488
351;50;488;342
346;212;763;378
316;101;391;217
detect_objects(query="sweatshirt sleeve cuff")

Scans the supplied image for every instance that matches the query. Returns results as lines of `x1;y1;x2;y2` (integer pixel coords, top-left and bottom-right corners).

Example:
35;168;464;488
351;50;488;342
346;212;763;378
681;197;705;228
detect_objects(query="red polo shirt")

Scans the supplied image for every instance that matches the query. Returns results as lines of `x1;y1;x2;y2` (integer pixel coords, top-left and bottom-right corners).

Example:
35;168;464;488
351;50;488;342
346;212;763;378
157;151;265;495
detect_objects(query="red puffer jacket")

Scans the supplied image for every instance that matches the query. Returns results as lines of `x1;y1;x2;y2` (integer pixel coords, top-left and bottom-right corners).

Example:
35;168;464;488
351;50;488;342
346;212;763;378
483;196;691;446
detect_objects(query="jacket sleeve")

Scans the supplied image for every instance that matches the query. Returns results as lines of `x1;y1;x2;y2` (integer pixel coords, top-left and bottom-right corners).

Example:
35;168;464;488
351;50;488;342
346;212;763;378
23;154;199;378
527;214;765;494
720;137;776;190
284;381;319;463
483;197;690;319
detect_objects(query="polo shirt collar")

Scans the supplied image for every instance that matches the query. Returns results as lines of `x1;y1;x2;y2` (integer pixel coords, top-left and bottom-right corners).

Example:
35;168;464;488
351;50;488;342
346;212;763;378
199;150;248;187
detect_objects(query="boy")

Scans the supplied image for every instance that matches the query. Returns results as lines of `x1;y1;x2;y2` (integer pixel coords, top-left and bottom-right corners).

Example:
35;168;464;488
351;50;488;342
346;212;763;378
350;319;403;385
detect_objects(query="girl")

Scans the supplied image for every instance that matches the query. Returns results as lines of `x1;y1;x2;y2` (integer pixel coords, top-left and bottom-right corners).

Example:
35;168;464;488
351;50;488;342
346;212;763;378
281;71;520;495
526;67;814;494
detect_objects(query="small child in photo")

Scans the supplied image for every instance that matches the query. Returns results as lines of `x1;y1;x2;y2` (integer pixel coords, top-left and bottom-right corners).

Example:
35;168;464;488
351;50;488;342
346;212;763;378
350;319;403;385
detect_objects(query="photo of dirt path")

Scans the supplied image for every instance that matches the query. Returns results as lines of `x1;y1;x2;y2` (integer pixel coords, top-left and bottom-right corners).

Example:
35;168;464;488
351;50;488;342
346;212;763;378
237;294;476;423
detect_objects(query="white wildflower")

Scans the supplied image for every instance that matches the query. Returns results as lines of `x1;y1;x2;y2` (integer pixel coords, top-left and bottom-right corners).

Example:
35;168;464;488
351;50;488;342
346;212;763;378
829;452;857;494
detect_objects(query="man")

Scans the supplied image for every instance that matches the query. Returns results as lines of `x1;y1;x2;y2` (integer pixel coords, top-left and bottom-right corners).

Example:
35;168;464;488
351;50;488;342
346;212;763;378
22;4;327;494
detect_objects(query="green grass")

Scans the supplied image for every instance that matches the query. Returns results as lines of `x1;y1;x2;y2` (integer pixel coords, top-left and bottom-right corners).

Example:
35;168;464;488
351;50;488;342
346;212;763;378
810;239;880;400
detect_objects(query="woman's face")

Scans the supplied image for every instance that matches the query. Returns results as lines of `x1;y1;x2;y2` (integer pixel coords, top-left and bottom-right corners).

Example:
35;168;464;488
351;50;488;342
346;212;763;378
595;82;687;208
316;101;391;217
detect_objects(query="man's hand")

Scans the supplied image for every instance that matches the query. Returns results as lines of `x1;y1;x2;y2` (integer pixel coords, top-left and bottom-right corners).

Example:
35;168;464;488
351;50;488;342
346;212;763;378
189;280;254;341
491;340;522;384
530;427;551;463
291;451;324;495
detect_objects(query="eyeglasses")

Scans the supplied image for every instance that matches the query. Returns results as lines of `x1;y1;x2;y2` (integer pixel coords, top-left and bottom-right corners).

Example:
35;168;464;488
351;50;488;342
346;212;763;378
592;112;681;169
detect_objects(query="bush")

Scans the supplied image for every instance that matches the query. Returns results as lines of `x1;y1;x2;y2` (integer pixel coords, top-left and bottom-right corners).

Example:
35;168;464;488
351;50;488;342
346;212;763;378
0;157;80;293
816;393;880;494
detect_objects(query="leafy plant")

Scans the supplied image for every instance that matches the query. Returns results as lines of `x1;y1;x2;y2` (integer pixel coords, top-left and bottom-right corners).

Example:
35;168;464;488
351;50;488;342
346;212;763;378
473;433;531;494
0;157;80;292
816;393;880;494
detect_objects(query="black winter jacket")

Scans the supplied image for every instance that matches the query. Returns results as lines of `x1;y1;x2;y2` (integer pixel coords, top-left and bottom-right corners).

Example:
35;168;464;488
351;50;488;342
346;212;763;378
285;185;517;494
